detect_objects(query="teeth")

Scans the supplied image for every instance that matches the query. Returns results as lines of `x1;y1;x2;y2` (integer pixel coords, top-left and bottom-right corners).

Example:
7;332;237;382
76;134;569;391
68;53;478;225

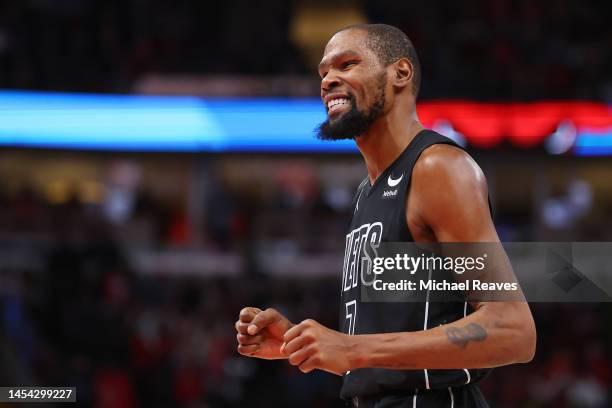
327;98;348;110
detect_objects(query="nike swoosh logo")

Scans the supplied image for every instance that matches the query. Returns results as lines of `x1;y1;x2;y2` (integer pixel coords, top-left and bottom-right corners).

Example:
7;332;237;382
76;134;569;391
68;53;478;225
387;174;403;187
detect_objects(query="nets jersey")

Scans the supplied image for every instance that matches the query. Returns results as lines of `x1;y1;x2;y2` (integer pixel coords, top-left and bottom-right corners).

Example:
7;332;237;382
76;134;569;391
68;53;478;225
339;129;491;401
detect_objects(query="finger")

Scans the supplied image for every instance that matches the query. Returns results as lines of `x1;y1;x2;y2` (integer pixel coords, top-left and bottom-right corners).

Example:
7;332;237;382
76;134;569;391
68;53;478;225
247;308;280;335
235;320;251;335
288;345;316;367
280;334;308;356
237;333;264;346
237;344;260;356
283;322;307;343
298;356;319;373
239;307;261;323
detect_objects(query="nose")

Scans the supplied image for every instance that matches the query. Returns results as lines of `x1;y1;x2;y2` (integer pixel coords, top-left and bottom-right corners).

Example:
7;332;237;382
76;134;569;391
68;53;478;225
321;72;341;93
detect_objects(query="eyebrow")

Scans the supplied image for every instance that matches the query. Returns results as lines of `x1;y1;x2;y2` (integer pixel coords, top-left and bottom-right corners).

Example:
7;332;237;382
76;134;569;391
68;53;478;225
318;50;360;71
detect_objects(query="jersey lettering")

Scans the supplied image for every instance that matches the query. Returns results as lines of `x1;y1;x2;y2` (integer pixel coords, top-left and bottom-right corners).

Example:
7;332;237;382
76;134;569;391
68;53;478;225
342;222;384;292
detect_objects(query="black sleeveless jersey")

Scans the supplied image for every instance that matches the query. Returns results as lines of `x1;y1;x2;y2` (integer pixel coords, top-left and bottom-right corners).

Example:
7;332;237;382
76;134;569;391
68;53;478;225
339;129;491;400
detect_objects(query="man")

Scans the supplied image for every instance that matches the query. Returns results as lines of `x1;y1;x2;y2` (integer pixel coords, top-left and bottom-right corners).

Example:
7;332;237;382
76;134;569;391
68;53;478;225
235;24;536;407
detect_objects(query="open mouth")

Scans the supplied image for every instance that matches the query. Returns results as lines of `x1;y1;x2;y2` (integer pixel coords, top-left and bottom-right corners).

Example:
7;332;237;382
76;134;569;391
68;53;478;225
327;97;350;116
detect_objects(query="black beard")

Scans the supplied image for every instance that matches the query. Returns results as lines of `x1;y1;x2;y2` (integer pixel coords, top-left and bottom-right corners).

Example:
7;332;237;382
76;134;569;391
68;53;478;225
316;77;386;141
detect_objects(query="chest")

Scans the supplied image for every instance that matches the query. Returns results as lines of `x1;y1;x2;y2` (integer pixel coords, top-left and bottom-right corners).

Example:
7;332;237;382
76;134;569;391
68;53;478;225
349;186;409;243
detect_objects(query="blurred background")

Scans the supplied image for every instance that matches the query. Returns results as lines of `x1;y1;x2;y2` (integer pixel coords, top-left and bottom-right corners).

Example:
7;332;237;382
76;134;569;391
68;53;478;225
0;0;611;407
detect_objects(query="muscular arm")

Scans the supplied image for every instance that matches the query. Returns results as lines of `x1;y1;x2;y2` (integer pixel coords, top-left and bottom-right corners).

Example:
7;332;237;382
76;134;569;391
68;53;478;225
349;145;536;370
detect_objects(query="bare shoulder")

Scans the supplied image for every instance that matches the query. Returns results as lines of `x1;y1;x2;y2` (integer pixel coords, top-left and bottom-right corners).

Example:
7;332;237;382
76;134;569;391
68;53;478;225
412;143;487;190
407;143;496;242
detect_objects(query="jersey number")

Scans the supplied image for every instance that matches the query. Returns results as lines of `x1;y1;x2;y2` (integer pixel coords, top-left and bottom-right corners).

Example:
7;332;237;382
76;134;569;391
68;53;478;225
345;300;357;335
344;300;357;375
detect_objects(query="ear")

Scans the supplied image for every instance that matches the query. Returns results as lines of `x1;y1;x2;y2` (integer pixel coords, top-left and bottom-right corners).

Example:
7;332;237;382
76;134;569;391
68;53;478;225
391;58;414;90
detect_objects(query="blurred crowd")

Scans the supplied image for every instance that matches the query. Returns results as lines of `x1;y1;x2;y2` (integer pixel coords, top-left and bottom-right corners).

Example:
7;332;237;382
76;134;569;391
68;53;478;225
0;0;610;100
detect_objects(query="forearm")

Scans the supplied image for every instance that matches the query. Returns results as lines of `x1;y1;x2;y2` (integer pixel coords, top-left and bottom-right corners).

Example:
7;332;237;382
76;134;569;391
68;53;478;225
349;302;536;371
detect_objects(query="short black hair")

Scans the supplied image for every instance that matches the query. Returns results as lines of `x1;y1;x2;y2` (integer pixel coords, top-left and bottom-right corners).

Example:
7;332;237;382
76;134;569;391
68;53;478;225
337;24;421;97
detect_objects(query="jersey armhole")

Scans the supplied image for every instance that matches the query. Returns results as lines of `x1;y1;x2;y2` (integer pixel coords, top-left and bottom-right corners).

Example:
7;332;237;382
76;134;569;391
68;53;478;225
401;141;466;241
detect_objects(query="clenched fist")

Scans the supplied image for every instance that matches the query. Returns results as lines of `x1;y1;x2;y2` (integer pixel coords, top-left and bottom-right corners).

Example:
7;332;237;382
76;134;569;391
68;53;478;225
235;307;294;360
281;318;357;375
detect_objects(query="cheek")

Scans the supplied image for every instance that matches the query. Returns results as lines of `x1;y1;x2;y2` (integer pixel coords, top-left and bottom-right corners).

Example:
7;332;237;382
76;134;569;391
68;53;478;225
348;83;371;110
347;71;384;110
360;85;380;110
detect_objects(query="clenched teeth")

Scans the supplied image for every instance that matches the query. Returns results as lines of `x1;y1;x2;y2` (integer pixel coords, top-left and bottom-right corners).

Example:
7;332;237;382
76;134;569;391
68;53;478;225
327;98;349;110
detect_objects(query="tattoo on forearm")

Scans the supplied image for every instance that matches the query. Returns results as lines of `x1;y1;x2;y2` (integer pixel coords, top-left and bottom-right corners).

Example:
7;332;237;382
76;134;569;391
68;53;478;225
445;323;487;349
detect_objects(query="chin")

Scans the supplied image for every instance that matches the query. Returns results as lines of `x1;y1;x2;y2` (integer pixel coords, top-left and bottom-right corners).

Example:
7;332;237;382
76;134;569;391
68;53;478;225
328;113;345;124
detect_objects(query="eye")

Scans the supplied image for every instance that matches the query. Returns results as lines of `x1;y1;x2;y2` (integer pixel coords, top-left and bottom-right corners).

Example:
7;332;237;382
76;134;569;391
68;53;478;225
342;60;358;70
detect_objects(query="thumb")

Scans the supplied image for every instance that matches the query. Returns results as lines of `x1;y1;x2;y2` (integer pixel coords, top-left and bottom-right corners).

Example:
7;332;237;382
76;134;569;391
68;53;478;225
248;308;281;335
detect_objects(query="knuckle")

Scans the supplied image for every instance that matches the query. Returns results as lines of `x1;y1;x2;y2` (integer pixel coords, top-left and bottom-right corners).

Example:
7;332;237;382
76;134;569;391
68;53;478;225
302;330;314;341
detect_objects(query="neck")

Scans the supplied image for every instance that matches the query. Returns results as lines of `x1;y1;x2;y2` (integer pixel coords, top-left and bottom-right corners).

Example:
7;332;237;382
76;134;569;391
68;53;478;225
355;109;423;185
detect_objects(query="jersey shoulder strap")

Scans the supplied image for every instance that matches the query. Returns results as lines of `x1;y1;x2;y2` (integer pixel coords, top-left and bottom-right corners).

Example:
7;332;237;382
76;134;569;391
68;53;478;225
398;129;462;187
405;129;461;163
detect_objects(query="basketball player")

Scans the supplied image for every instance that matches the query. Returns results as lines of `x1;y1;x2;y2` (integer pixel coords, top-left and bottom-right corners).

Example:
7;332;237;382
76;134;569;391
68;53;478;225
235;24;536;407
